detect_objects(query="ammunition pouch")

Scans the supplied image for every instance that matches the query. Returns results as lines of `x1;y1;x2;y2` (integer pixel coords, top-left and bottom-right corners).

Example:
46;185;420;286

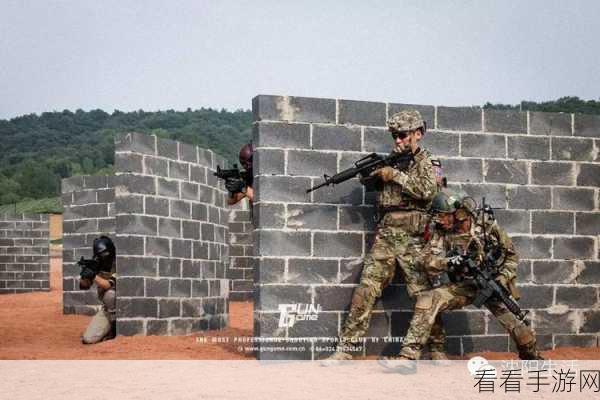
380;210;427;235
430;272;452;288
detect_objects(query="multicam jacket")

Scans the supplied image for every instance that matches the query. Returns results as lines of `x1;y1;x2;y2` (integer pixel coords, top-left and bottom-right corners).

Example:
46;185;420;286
377;148;438;211
420;218;520;298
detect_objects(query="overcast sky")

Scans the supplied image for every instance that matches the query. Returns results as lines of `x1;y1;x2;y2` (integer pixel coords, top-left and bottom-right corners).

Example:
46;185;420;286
1;0;598;119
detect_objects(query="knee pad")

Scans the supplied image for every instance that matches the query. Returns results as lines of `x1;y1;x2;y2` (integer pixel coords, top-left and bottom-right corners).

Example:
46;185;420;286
415;292;433;311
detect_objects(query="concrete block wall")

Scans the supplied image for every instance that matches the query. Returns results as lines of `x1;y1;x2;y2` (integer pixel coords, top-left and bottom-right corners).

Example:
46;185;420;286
62;175;116;314
227;198;254;301
0;213;49;294
113;132;231;336
252;94;600;360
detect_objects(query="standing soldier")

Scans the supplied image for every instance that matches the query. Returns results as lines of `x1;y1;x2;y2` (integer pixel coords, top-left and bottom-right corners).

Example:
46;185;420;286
394;192;543;362
79;236;117;344
324;110;444;362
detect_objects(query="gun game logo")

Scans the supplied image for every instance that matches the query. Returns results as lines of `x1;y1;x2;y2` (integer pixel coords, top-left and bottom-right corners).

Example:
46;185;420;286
278;303;322;328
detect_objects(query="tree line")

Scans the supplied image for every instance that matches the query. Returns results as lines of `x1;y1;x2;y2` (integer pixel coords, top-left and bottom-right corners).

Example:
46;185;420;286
0;96;598;210
0;108;251;206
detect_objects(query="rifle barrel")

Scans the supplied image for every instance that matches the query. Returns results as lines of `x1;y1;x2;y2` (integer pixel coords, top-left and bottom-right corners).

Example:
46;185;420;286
306;181;329;193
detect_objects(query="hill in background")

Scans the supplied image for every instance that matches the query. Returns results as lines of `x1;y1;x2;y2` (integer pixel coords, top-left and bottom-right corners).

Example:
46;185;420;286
1;96;598;213
0;108;252;209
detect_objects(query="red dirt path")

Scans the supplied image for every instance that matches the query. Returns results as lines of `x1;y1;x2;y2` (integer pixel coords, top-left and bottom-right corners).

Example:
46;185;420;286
0;257;597;360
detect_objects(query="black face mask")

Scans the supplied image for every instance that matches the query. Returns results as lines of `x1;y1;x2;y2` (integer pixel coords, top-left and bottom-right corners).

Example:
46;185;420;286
95;250;114;271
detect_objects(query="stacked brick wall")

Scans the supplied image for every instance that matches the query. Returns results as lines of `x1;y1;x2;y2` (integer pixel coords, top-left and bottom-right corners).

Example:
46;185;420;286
61;175;116;314
227;199;254;301
252;94;600;360
113;132;230;336
0;213;49;294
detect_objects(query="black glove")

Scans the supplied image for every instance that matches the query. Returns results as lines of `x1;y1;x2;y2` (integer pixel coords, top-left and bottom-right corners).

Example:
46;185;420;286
225;178;245;194
80;267;97;281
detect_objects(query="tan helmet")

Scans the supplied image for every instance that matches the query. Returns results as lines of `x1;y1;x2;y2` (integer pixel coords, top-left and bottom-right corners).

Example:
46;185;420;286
387;110;426;134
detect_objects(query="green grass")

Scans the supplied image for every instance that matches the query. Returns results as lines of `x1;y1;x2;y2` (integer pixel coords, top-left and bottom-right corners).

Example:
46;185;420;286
0;197;62;214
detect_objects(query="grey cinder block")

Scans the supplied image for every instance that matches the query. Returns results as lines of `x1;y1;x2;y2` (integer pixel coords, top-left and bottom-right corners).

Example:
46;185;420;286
420;130;459;157
252;95;336;124
576;163;600;187
287;204;337;230
254;122;310;149
287;150;338;177
312;125;361;151
553;187;595;211
438;106;482;131
287;259;338;284
255;176;311;203
256;230;311;257
575;213;600;235
553;237;595;260
338;99;386;127
574;113;600;138
443;158;483;183
507;186;551;209
363;127;392;154
512;236;552;259
551;137;595;161
484;110;526;134
531;211;574;234
555;286;597;308
530;112;571;136
507;136;550;160
531;162;574;186
461;133;506;158
255;149;285;175
313;232;363;257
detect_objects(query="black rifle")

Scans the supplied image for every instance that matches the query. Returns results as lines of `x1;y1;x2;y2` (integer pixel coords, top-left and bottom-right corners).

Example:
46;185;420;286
306;151;414;193
213;164;248;182
77;257;99;271
77;256;100;280
214;164;250;196
456;256;530;325
448;197;529;325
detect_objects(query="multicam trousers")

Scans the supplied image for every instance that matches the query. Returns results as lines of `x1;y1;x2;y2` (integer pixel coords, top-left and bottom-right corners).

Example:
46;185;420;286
339;211;444;350
400;282;540;359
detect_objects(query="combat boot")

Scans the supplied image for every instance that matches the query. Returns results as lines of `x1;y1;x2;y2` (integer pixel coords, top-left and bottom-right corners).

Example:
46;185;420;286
378;354;417;374
320;350;353;366
429;351;452;366
518;344;544;360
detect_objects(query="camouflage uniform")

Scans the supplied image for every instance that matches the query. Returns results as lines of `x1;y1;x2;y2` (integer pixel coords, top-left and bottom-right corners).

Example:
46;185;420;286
399;216;542;360
337;111;442;353
82;269;117;344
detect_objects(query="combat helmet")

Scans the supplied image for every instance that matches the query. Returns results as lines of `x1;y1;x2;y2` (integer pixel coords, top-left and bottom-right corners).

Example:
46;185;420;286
387;110;426;134
93;236;116;269
429;191;461;214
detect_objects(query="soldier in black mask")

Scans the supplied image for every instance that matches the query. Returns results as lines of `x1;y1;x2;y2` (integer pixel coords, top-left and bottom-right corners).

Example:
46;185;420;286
79;236;117;344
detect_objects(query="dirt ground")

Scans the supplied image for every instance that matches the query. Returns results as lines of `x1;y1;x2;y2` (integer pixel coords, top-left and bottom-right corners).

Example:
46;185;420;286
0;256;598;360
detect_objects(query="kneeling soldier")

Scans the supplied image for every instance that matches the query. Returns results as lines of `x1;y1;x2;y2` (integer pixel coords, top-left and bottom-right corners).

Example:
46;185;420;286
396;192;543;361
79;236;117;344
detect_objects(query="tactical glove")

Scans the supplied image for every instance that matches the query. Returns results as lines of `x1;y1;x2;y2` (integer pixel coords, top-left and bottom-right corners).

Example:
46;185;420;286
371;166;396;183
225;178;245;194
80;267;97;281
